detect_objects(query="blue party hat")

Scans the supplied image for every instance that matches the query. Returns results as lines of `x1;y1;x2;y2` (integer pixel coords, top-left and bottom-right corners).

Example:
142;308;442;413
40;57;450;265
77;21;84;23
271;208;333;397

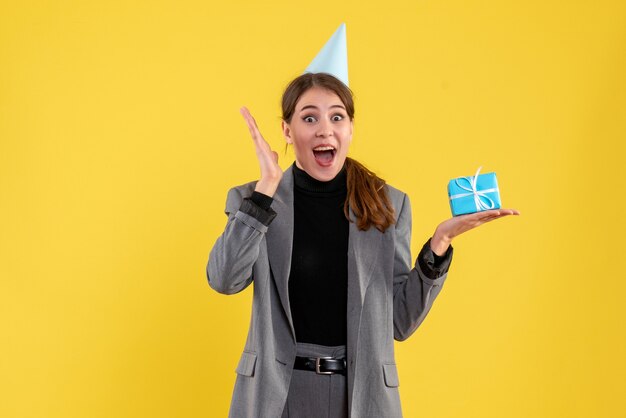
304;23;349;86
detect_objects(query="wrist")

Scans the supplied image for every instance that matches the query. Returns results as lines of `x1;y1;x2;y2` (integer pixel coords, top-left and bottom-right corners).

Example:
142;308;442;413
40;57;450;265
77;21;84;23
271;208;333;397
430;229;451;256
255;178;280;197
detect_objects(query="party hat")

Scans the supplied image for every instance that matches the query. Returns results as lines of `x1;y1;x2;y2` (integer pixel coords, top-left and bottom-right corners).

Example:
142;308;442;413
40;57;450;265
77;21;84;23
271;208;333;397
304;23;349;86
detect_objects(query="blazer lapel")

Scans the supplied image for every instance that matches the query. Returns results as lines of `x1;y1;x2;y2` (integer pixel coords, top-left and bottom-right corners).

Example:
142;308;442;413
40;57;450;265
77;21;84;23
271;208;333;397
347;208;385;310
346;207;385;411
265;167;295;338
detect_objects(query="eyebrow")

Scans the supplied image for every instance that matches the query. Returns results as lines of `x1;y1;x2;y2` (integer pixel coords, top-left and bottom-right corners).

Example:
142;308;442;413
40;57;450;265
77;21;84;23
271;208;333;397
299;104;346;112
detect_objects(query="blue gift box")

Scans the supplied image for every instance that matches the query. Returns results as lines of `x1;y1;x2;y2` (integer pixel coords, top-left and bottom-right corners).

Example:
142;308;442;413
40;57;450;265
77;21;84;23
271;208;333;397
448;167;501;216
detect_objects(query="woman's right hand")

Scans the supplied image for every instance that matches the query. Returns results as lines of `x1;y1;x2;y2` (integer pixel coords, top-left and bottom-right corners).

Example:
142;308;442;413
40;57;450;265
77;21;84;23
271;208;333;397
240;106;283;197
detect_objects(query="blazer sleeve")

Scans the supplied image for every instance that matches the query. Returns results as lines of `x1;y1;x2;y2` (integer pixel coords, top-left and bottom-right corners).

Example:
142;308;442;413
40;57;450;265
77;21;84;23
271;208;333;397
206;186;276;295
392;193;453;341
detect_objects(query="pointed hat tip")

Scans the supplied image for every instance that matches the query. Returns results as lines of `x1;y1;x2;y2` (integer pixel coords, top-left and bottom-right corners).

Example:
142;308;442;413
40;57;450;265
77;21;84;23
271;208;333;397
304;23;349;86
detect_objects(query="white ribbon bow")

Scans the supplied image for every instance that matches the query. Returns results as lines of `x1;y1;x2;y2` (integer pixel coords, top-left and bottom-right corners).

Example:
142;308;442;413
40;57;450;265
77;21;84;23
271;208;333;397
449;166;498;212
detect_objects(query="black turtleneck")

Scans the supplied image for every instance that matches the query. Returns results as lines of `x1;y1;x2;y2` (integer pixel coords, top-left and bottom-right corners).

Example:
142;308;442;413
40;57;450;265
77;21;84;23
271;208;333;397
287;163;349;345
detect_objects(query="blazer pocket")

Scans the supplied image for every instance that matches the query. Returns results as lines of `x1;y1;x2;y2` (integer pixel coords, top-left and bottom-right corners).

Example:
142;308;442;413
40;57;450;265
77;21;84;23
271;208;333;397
382;363;400;388
235;351;257;377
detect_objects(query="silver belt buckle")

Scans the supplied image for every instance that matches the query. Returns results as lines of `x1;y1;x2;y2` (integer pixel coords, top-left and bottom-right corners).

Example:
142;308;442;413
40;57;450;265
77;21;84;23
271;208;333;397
315;356;334;375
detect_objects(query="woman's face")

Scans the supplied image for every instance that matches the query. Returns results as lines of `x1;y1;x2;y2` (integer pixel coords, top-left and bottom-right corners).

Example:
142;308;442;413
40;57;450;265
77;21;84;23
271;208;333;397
282;87;353;182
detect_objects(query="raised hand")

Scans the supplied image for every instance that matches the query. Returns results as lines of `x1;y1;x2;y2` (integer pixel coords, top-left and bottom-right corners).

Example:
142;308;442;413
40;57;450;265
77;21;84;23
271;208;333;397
430;209;520;255
240;106;283;197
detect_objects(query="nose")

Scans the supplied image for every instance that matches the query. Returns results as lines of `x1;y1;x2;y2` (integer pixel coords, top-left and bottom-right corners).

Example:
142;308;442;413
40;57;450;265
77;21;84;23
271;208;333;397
316;119;333;138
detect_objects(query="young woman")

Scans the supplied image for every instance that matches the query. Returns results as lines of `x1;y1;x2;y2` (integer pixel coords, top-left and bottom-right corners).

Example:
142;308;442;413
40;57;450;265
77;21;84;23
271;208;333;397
207;73;519;418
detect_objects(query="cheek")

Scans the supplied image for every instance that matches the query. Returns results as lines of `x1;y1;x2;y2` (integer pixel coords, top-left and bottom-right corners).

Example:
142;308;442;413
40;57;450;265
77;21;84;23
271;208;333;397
293;142;310;159
342;133;353;149
342;126;353;143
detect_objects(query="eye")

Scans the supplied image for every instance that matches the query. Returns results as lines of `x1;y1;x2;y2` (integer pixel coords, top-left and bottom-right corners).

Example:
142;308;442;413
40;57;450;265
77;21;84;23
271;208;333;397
303;115;317;123
331;114;344;122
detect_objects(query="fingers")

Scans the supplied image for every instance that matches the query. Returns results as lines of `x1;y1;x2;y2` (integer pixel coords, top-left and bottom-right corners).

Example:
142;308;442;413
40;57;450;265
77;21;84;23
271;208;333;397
475;209;520;225
457;209;519;229
473;209;519;219
239;107;281;182
489;208;520;216
240;106;278;159
489;209;520;218
240;106;262;142
460;210;498;223
479;215;503;224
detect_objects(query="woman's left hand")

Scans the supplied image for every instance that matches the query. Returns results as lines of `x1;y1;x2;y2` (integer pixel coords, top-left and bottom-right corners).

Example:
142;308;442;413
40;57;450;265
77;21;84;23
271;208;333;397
430;209;520;256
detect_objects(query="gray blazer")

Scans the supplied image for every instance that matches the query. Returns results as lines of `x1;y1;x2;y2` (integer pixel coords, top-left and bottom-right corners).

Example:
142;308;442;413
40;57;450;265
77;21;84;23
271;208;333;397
207;166;451;417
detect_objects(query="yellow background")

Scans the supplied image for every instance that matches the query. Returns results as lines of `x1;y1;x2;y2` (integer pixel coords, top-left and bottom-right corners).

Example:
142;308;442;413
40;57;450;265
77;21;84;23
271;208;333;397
1;0;625;417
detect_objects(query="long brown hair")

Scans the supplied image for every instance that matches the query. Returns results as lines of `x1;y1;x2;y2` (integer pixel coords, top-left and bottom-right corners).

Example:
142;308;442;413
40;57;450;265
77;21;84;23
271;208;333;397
281;73;396;232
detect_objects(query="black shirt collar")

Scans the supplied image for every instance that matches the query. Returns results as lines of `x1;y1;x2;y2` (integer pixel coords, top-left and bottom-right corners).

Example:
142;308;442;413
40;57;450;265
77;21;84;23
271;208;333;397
292;162;347;194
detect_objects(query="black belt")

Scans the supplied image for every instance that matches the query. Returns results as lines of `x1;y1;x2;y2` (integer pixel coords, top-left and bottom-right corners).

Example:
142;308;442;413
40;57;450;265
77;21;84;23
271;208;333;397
294;356;347;375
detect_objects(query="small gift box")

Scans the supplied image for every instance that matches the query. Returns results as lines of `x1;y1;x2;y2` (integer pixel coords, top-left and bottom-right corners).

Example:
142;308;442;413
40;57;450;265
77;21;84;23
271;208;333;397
448;167;501;216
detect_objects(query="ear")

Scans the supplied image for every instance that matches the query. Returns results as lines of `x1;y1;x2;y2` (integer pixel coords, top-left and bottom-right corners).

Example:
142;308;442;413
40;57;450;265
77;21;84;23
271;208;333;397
281;120;293;144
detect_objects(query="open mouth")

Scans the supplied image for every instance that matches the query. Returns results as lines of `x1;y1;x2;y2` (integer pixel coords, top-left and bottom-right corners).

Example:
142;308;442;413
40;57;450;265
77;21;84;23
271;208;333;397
312;145;336;166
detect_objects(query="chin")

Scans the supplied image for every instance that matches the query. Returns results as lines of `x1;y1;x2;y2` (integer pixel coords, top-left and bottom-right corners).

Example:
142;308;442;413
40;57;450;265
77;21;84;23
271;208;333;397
312;171;337;182
306;160;343;182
